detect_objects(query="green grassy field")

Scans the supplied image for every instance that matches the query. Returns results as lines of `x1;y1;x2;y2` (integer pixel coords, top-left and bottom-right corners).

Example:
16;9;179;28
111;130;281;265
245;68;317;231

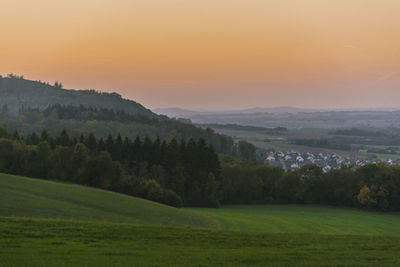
2;173;400;266
1;216;400;267
0;173;215;228
188;205;400;235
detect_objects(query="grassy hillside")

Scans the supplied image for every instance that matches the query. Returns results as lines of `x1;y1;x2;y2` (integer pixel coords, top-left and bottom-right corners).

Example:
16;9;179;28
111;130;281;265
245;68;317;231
3;172;400;235
189;205;400;235
0;75;156;117
0;173;215;228
3;173;400;265
1;217;400;266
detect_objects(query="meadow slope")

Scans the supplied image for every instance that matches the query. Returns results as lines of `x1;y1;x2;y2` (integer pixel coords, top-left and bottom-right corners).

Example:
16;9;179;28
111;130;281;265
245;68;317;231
0;173;215;228
3;173;400;266
3;172;400;235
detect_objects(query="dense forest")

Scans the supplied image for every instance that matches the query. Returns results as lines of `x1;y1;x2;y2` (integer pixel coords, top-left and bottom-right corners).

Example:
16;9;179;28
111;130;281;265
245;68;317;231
1;127;400;211
0;104;245;157
0;127;220;207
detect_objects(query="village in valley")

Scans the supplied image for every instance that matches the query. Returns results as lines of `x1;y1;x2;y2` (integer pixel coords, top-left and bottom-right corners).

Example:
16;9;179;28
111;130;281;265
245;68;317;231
197;123;400;173
264;150;400;172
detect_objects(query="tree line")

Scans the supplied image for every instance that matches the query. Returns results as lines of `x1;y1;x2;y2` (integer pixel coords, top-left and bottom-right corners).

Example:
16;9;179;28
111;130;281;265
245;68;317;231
219;155;400;212
0;127;220;208
0;104;258;162
2;126;398;212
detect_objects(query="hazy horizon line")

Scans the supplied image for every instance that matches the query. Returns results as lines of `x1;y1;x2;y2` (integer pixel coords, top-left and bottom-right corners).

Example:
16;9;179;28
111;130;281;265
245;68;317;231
152;106;400;113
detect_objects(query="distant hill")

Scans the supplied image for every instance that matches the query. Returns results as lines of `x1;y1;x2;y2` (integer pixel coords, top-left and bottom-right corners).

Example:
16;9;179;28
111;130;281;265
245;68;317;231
154;106;320;118
0;173;215;228
0;75;156;117
154;107;201;117
155;107;400;129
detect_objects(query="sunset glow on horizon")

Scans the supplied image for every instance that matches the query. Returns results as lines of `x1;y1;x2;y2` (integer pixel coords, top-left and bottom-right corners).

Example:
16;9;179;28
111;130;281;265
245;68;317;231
1;0;400;109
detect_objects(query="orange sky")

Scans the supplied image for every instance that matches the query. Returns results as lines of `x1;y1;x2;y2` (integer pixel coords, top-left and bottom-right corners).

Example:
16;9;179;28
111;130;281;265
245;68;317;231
1;0;400;109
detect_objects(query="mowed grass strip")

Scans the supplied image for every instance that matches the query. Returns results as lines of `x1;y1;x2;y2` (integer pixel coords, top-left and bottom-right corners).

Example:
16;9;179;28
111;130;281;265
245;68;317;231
1;217;400;267
0;173;216;228
188;205;400;235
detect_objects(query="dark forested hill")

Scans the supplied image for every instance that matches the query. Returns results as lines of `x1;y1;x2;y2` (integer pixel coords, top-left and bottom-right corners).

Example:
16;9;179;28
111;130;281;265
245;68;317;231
0;105;236;155
0;75;241;156
0;74;156;117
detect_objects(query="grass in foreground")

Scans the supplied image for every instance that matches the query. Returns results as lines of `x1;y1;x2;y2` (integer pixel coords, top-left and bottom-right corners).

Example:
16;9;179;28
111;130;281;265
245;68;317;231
0;173;215;228
1;216;400;267
188;205;400;235
3;172;400;266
